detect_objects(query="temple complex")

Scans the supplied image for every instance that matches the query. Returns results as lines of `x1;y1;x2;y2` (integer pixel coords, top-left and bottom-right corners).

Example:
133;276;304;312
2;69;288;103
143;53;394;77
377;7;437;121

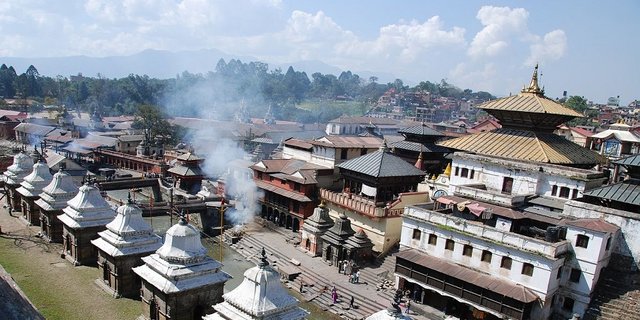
2;151;34;212
167;152;205;193
344;228;374;266
133;217;231;320
203;248;308;320
91;195;162;298
300;201;334;256
16;160;52;225
35;169;79;243
58;182;116;266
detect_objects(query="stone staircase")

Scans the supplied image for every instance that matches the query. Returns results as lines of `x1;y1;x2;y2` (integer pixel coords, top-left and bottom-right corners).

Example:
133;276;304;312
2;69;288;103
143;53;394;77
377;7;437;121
584;269;640;320
231;232;394;319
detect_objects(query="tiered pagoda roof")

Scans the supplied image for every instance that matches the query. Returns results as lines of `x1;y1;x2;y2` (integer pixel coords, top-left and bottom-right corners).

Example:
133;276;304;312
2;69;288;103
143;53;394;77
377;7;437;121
344;228;374;252
302;201;334;234
133;218;231;293
91;197;162;257
58;183;116;229
35;170;79;211
3;151;34;185
16;161;53;197
321;213;355;246
204;248;308;320
438;65;603;167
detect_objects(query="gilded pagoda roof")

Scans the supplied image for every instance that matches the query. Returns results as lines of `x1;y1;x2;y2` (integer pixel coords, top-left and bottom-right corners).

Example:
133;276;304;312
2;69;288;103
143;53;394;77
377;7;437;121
478;65;582;118
438;128;605;166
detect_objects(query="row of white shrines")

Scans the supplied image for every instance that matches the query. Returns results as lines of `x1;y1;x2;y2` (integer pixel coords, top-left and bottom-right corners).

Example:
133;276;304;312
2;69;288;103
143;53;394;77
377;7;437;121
2;151;406;320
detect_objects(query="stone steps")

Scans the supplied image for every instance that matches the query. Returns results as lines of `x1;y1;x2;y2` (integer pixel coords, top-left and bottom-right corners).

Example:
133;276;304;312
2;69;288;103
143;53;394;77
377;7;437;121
232;233;385;319
584;269;640;320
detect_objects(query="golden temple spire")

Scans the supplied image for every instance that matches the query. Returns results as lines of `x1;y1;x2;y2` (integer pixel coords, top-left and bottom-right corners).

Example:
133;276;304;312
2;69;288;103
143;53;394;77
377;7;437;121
443;163;451;176
522;64;544;95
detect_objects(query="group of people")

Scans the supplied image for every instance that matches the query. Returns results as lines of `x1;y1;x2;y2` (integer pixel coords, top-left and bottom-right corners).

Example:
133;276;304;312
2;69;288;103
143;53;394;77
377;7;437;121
337;260;361;283
330;286;356;309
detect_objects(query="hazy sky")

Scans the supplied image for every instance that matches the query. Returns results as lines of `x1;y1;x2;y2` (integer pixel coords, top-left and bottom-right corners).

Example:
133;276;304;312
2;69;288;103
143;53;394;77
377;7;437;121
0;0;637;104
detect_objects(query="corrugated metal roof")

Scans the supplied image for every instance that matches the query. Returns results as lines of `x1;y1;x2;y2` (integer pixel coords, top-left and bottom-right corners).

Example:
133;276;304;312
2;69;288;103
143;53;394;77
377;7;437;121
479;92;582;117
390;140;450;153
398;124;445;137
167;165;203;176
564;219;619;234
396;248;539;303
337;150;426;178
437;128;604;165
14;122;56;136
615;154;640;167
312;136;383;148
592;128;640;143
284;138;313;150
583;180;640;206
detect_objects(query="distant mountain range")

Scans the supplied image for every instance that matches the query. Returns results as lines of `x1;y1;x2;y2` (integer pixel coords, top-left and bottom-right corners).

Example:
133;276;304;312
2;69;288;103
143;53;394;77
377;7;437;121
0;49;396;82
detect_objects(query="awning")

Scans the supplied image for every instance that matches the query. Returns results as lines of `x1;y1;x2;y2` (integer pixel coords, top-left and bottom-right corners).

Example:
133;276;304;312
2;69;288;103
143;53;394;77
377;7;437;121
466;202;487;217
436;197;456;205
361;183;377;197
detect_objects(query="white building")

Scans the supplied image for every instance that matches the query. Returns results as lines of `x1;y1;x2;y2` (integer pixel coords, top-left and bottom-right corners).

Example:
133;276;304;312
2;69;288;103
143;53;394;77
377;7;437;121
204;248;308;320
398;203;618;319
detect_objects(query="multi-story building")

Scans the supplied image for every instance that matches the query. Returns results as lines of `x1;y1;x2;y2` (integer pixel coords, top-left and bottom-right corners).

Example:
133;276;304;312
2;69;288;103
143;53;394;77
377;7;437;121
400;66;617;319
321;143;428;254
252;158;333;233
398;203;618;319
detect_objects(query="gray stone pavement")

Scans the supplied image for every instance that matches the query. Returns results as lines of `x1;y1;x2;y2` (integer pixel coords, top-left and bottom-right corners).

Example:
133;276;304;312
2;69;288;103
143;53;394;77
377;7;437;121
233;220;445;320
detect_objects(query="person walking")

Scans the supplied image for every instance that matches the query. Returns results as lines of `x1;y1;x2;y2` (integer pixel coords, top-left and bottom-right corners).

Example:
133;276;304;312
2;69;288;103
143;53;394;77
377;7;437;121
355;270;361;284
405;300;411;314
331;287;338;304
299;280;304;293
350;295;355;309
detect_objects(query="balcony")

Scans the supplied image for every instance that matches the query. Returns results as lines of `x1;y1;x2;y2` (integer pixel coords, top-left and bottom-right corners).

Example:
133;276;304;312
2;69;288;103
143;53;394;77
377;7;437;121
453;184;531;208
320;188;426;218
404;205;570;259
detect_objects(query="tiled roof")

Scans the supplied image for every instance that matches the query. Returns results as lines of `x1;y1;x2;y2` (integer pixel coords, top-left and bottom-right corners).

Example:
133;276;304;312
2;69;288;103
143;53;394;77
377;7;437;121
398;123;445;136
564;219;619;234
479;92;583;117
570;126;594;138
284;138;313;150
582;179;640;206
615;154;640;167
437;128;605;165
254;180;312;202
337;150;426;178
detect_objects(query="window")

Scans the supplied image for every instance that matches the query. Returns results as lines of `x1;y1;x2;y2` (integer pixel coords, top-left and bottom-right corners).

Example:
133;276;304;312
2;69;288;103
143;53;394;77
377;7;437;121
360;149;367;156
454;167;460;176
572;189;579;199
576;234;589;248
470;169;475;179
428;234;437;246
463;245;473;257
606;237;611;250
481;250;492;263
412;229;421;240
340;149;348;159
257;172;263;180
559;186;570;198
293;202;300;213
569;268;581;283
502;177;514;194
461;168;469;178
522;263;534;276
294;183;301;191
501;257;512;270
551;185;558;196
562;297;575;312
445;239;455;251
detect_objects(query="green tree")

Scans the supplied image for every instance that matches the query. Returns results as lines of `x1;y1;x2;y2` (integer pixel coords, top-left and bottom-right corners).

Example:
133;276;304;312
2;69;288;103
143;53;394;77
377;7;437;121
564;96;588;113
132;104;181;144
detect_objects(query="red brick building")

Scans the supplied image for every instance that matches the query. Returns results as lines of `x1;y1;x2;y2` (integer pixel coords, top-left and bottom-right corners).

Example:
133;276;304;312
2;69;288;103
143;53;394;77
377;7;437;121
251;159;333;233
